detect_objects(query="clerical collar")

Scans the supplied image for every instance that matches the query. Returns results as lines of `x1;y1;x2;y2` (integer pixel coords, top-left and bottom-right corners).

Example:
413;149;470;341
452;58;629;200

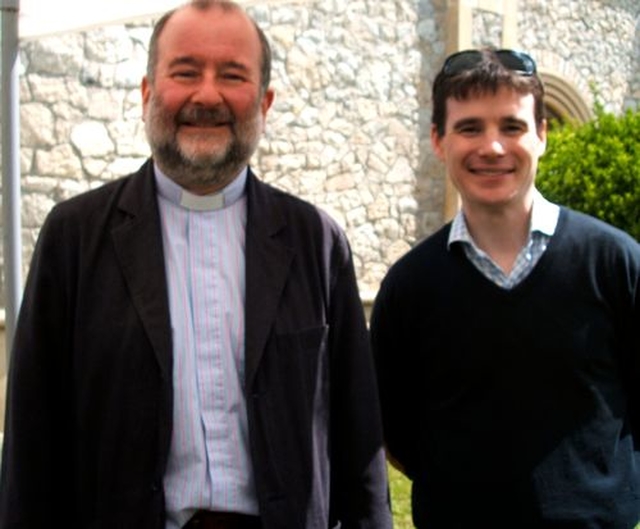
153;164;248;211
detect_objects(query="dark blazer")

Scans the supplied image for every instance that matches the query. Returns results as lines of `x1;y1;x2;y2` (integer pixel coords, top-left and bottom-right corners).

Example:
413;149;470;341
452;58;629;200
0;160;391;529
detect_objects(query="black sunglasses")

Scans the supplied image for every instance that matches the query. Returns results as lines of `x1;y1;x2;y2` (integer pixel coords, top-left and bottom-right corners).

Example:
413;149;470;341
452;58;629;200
442;49;537;77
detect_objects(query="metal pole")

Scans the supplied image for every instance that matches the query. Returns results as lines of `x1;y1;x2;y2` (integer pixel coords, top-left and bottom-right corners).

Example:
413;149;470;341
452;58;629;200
1;0;22;365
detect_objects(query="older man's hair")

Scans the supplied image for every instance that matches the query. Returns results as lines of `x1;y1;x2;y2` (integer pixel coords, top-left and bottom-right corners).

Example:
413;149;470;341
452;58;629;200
146;0;272;94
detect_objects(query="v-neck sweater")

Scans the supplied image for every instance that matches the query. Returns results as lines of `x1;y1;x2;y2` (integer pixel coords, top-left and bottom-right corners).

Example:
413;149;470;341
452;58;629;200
371;207;640;527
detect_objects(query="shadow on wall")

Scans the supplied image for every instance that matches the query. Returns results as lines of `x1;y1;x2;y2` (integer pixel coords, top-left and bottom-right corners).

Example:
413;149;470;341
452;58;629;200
631;15;640;109
414;7;450;241
0;327;6;433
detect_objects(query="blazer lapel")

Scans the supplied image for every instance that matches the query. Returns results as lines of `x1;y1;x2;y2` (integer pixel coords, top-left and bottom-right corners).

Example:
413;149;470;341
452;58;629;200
244;171;294;387
111;161;173;379
107;165;292;387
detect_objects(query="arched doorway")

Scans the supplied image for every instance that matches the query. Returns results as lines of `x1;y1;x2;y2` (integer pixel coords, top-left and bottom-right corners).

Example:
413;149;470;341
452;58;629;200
540;71;592;127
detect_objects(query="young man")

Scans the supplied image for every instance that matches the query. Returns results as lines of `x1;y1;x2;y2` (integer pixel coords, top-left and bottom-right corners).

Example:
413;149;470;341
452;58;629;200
371;49;640;528
0;2;392;528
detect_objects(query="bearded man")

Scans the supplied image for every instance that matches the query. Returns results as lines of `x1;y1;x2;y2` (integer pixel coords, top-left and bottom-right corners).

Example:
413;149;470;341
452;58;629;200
0;2;392;528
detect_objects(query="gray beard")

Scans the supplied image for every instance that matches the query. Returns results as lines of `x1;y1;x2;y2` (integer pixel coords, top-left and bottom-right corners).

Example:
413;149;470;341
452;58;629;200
150;133;252;191
144;95;262;192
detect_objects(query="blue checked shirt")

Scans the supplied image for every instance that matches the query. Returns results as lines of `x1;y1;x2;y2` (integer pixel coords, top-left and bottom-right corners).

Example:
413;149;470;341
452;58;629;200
448;191;560;289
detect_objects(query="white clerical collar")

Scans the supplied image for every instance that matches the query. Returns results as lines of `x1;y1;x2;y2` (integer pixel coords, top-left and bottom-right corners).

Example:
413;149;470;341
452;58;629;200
153;164;248;211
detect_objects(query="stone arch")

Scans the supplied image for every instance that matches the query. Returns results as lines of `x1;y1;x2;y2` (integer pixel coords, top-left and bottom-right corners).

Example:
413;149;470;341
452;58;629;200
539;70;592;125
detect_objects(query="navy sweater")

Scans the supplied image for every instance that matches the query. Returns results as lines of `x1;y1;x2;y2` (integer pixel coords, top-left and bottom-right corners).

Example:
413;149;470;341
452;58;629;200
371;208;640;528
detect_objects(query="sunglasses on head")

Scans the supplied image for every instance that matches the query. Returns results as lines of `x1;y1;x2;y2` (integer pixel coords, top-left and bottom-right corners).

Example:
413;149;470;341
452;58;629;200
442;49;537;77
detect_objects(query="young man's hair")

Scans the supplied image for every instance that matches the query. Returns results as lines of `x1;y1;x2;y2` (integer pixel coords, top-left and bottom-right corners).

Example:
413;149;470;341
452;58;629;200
431;48;545;137
146;0;272;95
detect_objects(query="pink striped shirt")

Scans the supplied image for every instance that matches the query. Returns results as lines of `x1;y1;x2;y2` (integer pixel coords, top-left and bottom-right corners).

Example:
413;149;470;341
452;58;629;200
154;166;258;529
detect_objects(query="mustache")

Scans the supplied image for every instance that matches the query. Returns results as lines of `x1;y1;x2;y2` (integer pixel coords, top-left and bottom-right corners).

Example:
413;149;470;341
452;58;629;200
176;105;235;127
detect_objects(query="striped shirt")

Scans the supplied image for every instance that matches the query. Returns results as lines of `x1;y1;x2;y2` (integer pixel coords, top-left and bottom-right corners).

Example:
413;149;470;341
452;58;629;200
448;191;560;289
155;166;258;529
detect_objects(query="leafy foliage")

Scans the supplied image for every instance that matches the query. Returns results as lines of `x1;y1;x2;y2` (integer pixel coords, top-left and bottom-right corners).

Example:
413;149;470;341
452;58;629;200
536;105;640;240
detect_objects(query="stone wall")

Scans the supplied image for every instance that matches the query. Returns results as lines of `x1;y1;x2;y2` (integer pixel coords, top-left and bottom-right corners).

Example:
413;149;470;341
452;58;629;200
519;0;640;113
251;0;423;298
3;0;640;305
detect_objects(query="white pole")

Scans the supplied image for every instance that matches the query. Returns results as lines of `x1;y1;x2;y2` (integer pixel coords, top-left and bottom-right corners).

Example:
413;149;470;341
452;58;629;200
1;0;22;366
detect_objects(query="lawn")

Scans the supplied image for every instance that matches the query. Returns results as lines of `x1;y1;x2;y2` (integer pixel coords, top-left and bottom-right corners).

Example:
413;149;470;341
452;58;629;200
388;463;412;528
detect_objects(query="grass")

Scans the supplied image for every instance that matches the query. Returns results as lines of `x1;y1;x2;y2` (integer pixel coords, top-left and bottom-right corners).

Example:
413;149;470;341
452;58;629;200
388;463;413;528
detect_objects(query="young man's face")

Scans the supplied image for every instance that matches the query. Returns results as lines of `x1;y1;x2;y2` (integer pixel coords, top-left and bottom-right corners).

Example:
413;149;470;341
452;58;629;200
431;86;546;215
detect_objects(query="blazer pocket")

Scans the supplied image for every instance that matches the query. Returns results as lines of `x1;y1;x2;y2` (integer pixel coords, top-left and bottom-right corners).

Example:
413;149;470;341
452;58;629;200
270;325;330;400
275;325;329;355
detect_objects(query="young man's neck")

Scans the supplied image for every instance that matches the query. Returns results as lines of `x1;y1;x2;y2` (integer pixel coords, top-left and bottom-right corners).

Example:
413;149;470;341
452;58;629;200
462;200;533;274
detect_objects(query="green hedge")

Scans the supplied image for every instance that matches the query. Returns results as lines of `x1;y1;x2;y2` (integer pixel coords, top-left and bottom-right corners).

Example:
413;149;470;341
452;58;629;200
536;105;640;240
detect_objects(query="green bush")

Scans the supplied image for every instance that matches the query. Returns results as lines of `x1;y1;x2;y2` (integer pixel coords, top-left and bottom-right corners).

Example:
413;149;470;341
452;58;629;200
536;105;640;240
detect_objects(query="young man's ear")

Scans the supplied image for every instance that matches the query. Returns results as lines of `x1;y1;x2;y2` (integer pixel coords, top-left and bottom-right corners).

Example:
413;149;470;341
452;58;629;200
536;119;548;156
431;123;446;161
